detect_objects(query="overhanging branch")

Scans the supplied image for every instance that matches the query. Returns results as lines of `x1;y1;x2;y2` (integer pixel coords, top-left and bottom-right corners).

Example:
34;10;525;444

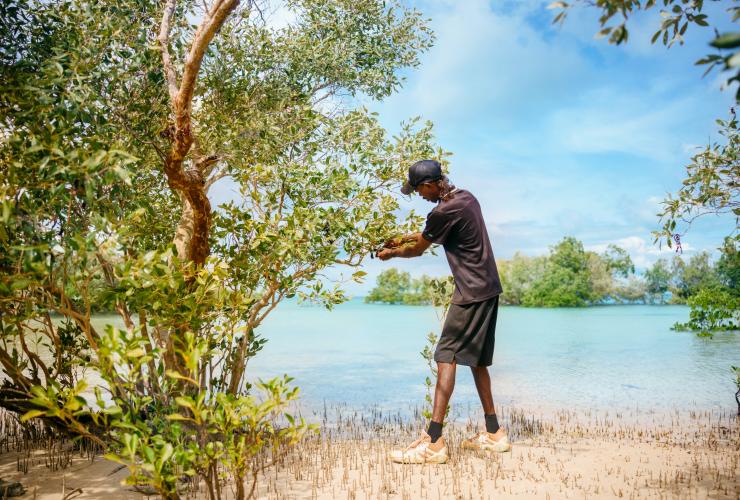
157;0;179;104
155;0;240;266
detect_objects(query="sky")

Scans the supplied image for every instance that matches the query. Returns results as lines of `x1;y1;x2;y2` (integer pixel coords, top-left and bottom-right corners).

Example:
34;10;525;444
212;0;737;296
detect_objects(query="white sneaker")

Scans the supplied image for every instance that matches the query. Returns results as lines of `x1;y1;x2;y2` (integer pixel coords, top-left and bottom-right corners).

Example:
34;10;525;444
389;431;448;464
460;429;511;453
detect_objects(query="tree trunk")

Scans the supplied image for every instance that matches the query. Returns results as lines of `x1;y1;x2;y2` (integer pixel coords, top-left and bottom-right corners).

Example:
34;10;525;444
157;0;239;269
234;474;245;500
162;161;211;267
174;195;195;261
227;328;253;395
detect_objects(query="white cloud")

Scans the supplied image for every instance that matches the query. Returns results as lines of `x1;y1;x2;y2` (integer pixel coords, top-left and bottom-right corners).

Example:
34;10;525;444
377;0;589;127
585;235;693;269
545;89;698;162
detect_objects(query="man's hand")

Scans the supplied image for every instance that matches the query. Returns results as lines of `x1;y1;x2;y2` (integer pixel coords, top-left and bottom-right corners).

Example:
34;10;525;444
377;248;395;260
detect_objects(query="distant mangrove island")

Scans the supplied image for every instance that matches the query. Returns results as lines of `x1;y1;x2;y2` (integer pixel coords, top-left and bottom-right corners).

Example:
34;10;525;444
365;236;738;328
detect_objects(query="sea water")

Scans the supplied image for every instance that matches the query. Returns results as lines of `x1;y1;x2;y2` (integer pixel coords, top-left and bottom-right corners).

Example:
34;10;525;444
247;299;740;416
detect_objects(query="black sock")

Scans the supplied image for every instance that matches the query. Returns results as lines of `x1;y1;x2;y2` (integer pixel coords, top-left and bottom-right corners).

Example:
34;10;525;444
427;420;443;443
485;413;499;434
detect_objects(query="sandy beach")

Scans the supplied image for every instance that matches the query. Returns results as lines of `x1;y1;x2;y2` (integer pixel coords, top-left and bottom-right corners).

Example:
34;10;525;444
1;406;738;499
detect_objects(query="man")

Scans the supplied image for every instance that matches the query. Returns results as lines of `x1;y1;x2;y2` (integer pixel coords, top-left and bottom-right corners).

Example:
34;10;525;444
377;159;510;464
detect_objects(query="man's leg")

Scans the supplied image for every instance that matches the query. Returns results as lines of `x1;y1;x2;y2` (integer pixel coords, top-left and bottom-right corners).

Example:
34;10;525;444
389;361;455;463
459;366;510;452
470;366;500;434
427;361;456;442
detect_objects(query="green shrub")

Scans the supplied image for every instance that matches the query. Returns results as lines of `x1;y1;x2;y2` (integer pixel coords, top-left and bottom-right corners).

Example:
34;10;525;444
672;288;740;335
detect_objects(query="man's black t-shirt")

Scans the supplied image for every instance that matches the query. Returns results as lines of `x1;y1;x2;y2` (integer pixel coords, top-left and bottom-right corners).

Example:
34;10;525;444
422;189;503;305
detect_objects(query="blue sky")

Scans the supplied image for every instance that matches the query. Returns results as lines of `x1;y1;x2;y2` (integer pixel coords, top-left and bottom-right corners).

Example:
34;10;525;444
346;0;737;294
211;0;737;295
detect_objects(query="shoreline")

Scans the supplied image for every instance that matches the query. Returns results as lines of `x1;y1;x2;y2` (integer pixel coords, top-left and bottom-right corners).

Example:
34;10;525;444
1;405;737;499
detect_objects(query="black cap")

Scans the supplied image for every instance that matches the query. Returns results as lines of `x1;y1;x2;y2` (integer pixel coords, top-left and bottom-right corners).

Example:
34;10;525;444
401;159;442;195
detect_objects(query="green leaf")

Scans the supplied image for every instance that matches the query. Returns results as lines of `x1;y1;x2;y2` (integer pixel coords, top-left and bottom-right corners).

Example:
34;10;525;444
159;443;174;465
10;278;31;291
175;397;196;412
125;348;146;358
710;33;740;50
694;17;709;27
102;405;123;415
165;370;199;386
102;453;127;465
20;410;46;422
165;414;193;422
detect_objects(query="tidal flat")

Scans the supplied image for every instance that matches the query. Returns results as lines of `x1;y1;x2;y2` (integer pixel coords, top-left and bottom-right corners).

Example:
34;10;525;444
1;405;738;499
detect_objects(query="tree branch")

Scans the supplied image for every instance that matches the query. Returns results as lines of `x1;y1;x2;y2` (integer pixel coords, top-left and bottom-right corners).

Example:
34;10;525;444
205;166;230;189
157;0;179;104
157;0;240;266
177;0;240;139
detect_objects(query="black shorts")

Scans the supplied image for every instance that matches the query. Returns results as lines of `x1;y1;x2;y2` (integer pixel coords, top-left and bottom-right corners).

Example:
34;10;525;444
434;295;499;367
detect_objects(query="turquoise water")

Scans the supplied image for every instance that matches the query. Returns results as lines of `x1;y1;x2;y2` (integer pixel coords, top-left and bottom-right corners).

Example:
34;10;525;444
247;299;740;415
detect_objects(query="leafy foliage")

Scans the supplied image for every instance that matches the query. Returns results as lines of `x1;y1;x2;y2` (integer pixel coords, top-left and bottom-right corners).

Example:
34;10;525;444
672;288;739;334
524;237;596;307
496;253;548;305
669;251;722;302
644;258;672;303
0;0;445;497
551;0;716;47
654;112;739;247
497;237;737;307
716;236;740;291
499;237;636;306
668;239;739;417
364;268;437;305
670;238;739;334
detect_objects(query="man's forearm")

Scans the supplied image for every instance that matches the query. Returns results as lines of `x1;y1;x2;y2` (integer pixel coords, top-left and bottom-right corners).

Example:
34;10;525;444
390;246;419;258
387;232;421;248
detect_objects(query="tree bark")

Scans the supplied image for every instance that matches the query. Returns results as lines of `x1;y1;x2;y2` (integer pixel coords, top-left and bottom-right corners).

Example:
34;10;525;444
157;0;240;267
174;194;195;261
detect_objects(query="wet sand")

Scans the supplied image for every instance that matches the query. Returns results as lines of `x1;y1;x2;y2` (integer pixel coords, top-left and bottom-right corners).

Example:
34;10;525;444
1;407;738;499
